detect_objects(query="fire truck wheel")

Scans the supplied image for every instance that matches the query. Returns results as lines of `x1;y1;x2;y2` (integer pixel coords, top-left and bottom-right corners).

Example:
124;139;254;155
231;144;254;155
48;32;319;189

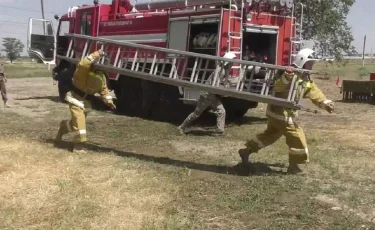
221;97;258;119
114;75;143;115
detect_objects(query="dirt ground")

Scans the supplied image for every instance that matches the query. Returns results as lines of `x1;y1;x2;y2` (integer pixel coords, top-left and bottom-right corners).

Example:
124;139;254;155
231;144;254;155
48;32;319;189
0;71;375;229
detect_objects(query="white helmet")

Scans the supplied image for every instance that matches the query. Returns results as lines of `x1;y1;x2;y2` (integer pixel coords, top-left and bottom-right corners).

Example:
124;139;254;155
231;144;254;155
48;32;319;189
222;52;236;66
292;48;320;68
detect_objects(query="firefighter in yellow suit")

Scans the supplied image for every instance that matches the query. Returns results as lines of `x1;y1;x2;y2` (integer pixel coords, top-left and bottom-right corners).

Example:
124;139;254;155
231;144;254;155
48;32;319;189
237;48;335;174
55;49;116;153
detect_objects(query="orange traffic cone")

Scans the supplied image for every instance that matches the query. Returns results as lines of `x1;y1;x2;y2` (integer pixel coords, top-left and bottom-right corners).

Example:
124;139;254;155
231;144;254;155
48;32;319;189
335;76;341;87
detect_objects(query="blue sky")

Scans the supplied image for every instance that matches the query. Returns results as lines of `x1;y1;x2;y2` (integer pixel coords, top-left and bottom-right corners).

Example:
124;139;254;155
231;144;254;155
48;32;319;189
0;0;372;56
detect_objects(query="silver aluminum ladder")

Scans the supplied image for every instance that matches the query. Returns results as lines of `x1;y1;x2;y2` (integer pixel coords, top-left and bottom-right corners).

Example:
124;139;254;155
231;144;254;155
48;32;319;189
60;33;315;110
289;2;304;65
227;0;244;58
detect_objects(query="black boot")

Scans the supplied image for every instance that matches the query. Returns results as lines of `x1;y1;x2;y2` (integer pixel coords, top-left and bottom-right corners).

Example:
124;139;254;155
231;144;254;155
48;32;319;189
238;148;252;167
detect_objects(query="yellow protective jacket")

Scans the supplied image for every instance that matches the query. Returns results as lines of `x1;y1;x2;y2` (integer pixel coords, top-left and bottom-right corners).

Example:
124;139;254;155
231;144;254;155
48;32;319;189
266;70;332;124
66;51;113;110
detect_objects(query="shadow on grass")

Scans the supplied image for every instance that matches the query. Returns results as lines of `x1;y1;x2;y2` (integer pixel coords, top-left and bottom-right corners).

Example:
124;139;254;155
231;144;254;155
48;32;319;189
15;96;62;103
14;95;268;127
47;139;287;177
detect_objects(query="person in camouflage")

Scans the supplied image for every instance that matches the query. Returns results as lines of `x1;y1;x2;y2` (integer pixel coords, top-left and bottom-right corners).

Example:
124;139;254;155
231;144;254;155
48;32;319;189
0;63;10;107
178;52;236;134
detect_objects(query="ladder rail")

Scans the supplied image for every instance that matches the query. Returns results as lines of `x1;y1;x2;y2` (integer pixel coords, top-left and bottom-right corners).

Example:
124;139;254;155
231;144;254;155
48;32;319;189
65;33;316;74
288;3;305;65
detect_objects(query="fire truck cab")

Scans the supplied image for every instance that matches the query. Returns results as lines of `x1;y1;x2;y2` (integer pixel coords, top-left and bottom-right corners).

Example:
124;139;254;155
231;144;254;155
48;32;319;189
27;0;303;118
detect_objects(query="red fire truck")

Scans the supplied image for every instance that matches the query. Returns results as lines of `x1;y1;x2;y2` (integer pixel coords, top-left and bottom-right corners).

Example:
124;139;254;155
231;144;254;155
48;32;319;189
27;0;303;118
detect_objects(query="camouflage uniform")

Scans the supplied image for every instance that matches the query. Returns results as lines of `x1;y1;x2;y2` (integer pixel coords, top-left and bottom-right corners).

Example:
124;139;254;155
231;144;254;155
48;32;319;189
0;64;9;107
178;66;229;133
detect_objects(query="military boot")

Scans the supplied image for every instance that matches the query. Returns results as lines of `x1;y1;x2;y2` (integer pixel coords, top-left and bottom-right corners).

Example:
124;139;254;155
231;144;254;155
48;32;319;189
4;101;10;108
287;164;305;175
55;121;65;142
177;125;186;134
211;128;224;136
72;143;87;154
238;148;253;167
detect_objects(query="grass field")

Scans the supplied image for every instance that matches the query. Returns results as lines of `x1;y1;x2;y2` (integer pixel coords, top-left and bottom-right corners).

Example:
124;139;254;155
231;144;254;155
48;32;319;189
0;61;374;229
2;62;54;79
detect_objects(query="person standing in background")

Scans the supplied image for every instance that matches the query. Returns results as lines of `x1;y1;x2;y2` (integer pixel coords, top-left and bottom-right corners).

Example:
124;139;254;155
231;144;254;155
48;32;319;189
0;63;10;108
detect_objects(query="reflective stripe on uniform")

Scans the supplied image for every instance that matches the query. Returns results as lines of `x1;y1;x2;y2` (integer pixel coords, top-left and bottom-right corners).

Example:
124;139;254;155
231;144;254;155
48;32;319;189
266;108;294;125
65;94;85;110
319;99;333;109
323;99;332;104
74;129;87;136
290;148;309;154
87;55;94;62
79;129;86;134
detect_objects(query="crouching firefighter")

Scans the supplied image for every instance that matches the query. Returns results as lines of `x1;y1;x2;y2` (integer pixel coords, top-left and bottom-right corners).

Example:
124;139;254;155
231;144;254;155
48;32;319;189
237;48;335;174
55;49;116;153
178;52;236;135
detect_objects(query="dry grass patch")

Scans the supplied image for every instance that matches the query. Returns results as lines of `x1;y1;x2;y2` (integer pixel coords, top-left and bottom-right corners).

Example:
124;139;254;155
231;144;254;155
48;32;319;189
3;63;53;79
0;137;178;230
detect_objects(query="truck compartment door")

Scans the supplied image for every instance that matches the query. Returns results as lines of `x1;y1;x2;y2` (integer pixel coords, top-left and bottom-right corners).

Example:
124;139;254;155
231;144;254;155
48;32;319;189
27;18;55;64
168;18;190;96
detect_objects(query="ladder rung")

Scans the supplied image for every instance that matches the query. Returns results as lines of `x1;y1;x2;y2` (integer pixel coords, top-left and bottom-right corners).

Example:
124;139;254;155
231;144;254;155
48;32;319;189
229;36;241;39
230;16;242;20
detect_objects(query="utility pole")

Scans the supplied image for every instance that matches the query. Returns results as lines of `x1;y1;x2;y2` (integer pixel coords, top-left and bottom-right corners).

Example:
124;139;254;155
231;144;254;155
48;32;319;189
41;0;45;19
371;47;373;63
362;35;366;67
41;0;46;34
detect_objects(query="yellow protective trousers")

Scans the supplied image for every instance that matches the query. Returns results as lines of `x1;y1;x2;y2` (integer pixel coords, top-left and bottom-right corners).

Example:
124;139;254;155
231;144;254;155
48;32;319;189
245;116;309;165
58;102;89;144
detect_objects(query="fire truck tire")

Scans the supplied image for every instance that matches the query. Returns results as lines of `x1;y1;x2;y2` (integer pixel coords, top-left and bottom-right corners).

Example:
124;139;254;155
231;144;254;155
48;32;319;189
220;97;258;118
114;75;143;114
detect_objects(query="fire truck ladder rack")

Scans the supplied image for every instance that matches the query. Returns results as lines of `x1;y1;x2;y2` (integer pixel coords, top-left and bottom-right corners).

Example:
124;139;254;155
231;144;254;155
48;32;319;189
227;0;243;56
59;34;314;110
289;2;304;65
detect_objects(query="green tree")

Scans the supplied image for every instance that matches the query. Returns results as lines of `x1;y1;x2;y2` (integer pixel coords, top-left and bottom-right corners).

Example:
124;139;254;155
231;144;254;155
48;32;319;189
2;37;24;63
294;0;357;60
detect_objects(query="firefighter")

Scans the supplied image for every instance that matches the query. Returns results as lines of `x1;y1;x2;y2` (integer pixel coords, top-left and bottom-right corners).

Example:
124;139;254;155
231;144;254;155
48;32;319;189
55;49;116;153
0;63;10;108
178;52;236;134
237;48;335;174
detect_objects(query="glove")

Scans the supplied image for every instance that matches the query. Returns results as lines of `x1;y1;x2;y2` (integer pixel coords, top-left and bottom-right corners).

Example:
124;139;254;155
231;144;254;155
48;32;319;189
325;101;334;113
107;101;116;111
98;49;106;57
285;66;295;74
